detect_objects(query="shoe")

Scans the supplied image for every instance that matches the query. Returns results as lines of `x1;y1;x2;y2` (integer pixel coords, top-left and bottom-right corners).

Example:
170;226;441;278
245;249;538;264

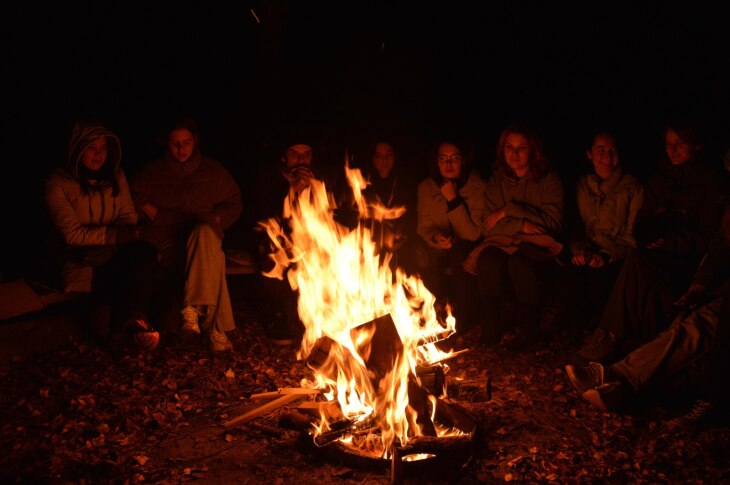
576;328;617;363
210;328;233;352
581;380;628;411
127;318;160;351
565;362;605;394
180;306;201;335
665;399;715;429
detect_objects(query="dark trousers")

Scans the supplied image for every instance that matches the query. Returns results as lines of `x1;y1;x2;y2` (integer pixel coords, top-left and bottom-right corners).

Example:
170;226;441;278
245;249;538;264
476;244;556;304
475;244;558;338
557;258;622;332
82;240;158;338
414;238;479;329
700;283;730;406
599;249;698;351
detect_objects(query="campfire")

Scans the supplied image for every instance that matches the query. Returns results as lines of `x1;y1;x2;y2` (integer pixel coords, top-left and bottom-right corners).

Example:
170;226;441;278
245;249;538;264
251;164;476;465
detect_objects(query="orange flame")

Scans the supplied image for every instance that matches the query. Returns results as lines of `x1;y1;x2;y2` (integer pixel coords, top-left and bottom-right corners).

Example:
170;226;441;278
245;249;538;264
259;163;460;456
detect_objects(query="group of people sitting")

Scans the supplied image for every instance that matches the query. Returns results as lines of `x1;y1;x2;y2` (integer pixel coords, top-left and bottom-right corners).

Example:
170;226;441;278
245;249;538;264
45;118;241;353
43;116;729;426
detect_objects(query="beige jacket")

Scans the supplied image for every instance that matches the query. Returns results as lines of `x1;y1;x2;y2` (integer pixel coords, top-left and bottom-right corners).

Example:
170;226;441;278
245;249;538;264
45;168;137;292
417;170;486;248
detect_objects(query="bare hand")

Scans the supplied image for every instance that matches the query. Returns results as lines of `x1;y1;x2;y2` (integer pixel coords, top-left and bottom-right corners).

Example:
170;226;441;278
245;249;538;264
440;179;458;201
522;220;545;235
142;202;159;221
433;233;453;250
588;253;606;268
284;166;314;193
571;250;590;266
646;237;666;249
485;208;506;230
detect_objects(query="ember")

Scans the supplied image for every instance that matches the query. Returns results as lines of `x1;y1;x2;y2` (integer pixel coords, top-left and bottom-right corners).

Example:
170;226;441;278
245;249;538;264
259;164;473;458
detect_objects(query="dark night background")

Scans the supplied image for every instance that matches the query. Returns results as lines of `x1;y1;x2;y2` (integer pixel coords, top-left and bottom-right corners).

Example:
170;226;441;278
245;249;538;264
3;1;729;283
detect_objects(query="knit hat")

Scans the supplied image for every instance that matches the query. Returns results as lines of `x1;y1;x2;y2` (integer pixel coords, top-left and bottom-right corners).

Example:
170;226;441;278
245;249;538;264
277;124;320;156
67;121;121;177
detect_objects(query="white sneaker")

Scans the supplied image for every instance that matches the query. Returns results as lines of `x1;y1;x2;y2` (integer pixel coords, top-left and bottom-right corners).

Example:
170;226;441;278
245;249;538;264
180;306;201;335
210;328;233;352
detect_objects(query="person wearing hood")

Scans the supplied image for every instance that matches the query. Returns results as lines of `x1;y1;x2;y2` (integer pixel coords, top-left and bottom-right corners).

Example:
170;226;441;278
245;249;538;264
576;120;729;364
130;117;242;352
45;120;159;351
470;124;564;350
415;136;486;331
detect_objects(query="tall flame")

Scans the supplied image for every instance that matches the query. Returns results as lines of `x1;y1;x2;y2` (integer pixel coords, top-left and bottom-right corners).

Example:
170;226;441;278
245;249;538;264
259;163;458;456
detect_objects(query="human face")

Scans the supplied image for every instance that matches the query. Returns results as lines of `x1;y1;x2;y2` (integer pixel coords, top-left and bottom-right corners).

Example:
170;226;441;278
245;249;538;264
664;128;694;165
284;144;312;169
168;128;196;163
503;132;530;178
80;136;108;171
587;134;619;180
373;142;395;178
437;143;463;180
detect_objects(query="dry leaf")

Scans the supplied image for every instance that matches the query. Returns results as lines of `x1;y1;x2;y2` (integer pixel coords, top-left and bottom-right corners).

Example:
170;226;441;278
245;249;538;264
133;455;149;465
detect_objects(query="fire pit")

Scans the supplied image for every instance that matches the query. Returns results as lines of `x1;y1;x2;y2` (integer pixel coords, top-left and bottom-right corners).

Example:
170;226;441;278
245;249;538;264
258;165;479;480
322;398;477;482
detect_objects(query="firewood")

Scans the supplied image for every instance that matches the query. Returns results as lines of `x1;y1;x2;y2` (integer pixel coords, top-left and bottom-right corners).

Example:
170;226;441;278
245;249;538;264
446;376;491;402
415;364;446;397
350;314;404;387
277;409;316;431
296;401;342;421
250;388;321;400
312;414;379;447
224;393;303;429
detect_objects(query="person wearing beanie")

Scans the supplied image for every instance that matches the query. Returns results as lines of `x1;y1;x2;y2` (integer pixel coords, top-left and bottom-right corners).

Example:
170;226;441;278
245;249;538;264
130;117;242;352
44;120;159;351
251;129;328;347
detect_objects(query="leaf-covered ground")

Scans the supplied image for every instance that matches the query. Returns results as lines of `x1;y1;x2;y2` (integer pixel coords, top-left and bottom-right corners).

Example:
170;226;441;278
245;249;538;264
2;277;729;484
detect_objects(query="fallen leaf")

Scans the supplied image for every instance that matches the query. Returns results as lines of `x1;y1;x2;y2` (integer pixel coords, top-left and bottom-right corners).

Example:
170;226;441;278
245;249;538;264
134;455;149;465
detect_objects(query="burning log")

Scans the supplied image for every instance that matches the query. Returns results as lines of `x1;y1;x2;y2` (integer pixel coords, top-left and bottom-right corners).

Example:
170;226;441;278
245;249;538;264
415;364;446;397
296;400;342;420
446;376;492;402
305;314;444;445
313;415;379;447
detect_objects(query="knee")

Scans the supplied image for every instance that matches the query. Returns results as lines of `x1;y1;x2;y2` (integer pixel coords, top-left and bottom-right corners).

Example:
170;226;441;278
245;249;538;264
189;223;222;244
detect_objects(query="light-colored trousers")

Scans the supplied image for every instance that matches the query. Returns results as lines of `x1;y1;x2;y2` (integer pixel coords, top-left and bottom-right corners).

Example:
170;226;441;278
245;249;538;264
184;224;235;333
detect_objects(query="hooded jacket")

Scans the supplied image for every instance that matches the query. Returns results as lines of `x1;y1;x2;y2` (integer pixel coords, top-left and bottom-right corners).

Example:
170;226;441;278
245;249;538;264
130;144;242;247
482;166;564;238
45;121;138;292
573;167;644;261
